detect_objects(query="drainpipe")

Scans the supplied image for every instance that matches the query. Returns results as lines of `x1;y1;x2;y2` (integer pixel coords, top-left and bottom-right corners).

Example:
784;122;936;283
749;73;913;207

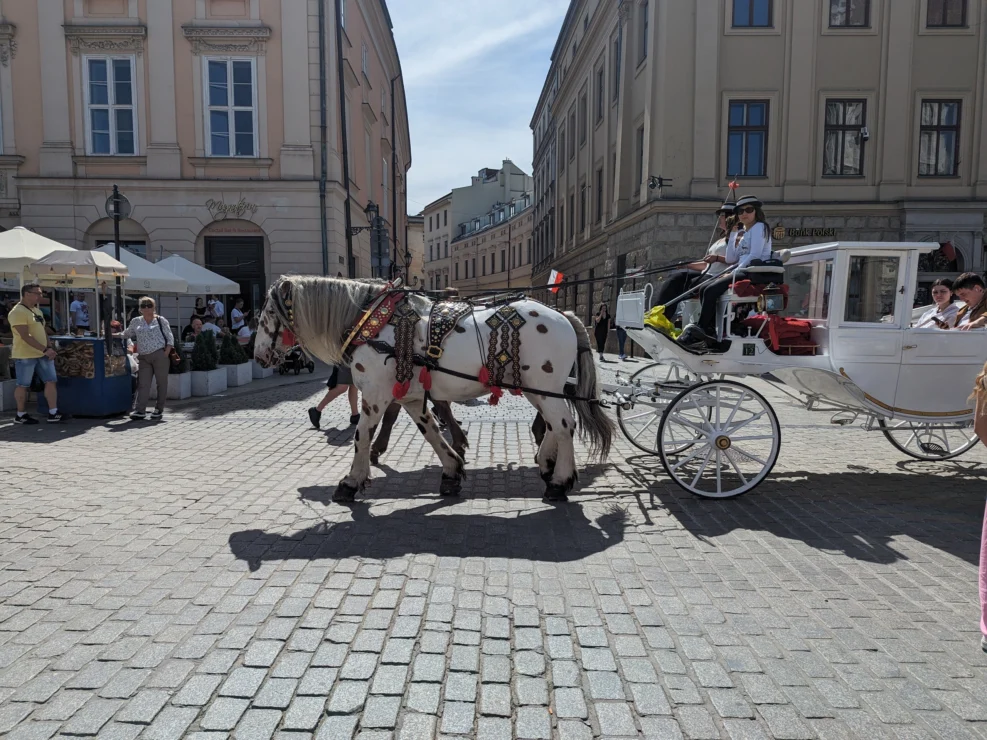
390;74;401;280
318;0;329;275
335;0;355;277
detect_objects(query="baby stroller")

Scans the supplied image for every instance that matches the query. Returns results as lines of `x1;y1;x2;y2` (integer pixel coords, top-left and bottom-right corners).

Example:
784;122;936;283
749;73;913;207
279;344;316;375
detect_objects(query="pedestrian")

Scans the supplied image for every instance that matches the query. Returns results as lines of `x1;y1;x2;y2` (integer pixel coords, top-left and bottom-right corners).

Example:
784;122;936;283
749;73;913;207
9;282;64;424
69;292;90;336
308;363;360;429
594;302;611;361
183;318;203;342
117;296;175;421
231;297;247;332
973;364;987;652
201;316;222;336
616;324;628;360
206;294;225;321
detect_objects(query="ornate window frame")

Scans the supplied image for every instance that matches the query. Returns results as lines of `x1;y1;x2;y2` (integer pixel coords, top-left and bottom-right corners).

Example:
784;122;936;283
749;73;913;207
64;23;147;56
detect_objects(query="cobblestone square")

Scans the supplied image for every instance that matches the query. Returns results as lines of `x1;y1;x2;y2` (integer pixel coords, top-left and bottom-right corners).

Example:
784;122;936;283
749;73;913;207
1;358;985;739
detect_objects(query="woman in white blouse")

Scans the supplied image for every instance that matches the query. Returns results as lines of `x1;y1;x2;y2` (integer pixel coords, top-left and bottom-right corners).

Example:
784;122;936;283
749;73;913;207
913;278;959;329
117;296;174;421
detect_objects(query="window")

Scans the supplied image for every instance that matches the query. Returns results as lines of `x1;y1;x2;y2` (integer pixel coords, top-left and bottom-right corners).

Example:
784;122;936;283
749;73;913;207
784;259;833;321
639;0;649;62
595;167;604;222
444;240;449;258
428;245;432;262
927;0;966;27
569;194;575;239
85;57;136;155
635;126;645;189
823;99;865;176
579;93;587;146
829;0;869;27
527;238;531;264
558;203;564;245
727;100;768;177
455;262;459;280
205;58;256;157
733;0;772;27
559;126;566;173
444;210;448;227
919;100;961;177
365;130;373;194
500;250;506;272
595;67;605;123
472;258;476;278
428;216;432;231
611;30;622;102
361;43;368;76
482;255;486;276
568;109;576;160
844;255;900;323
579;182;587;231
382;158;388;218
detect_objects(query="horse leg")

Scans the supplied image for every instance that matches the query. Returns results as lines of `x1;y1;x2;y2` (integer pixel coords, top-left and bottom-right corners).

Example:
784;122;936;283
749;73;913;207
433;400;469;458
401;402;466;496
535;398;577;502
333;395;388;503
532;412;546;447
369;402;401;465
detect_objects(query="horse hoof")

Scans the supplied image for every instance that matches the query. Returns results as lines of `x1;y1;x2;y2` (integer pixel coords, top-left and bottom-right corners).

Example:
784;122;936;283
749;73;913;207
440;474;462;497
543;485;569;503
370;452;380;466
540;462;556;483
332;483;358;503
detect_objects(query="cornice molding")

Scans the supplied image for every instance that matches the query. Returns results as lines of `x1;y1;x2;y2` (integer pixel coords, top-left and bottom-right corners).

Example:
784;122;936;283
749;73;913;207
182;25;272;56
63;23;146;56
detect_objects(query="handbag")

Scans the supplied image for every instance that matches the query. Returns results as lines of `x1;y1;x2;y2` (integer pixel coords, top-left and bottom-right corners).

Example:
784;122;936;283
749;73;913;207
155;317;181;367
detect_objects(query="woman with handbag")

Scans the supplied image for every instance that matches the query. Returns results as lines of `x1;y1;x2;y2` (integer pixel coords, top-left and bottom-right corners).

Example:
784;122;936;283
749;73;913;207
116;296;176;421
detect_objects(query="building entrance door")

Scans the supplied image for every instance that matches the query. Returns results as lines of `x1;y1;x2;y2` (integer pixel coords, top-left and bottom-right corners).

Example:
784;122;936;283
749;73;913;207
205;236;265;316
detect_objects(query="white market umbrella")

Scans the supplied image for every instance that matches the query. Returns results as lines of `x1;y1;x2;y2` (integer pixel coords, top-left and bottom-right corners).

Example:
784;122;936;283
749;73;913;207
155;254;239;295
95;244;188;294
0;226;75;276
26;248;128;279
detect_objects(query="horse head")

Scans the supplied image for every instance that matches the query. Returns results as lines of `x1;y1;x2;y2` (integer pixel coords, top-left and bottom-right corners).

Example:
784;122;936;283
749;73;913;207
253;277;293;368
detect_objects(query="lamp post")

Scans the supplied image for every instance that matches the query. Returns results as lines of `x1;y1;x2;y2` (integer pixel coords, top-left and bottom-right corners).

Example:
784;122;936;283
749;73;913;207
349;201;390;278
104;185;131;320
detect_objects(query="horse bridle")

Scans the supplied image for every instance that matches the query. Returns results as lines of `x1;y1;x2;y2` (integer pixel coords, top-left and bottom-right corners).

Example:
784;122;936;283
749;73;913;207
261;278;295;362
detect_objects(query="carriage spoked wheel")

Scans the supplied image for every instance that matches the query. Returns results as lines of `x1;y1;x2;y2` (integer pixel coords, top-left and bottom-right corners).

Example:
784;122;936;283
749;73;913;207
657;380;781;499
616;362;704;455
877;419;978;461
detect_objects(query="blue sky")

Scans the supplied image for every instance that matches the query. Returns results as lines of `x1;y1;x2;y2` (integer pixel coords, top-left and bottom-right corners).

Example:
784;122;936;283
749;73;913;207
389;0;569;213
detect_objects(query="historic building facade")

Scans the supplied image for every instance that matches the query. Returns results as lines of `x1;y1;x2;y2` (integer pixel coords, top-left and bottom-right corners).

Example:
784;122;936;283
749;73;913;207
449;193;533;294
532;0;987;321
0;0;410;313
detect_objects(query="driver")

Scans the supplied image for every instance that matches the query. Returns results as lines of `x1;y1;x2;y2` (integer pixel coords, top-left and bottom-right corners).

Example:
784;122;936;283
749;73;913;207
953;272;987;330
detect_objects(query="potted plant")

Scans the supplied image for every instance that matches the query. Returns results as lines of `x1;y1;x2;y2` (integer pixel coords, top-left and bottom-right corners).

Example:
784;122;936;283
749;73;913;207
190;330;227;396
150;343;191;401
219;333;252;387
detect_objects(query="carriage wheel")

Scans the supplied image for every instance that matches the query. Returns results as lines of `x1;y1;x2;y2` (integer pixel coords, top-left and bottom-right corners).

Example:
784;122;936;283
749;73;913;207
616;362;703;455
658;380;780;499
877;419;978;461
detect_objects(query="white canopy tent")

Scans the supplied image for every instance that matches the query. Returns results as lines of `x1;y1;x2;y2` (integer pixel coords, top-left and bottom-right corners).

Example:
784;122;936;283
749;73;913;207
94;244;188;294
0;226;75;278
155;254;239;295
25;250;129;336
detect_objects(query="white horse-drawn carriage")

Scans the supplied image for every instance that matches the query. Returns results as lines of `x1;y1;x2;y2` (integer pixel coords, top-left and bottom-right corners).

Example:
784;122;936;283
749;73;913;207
608;241;984;498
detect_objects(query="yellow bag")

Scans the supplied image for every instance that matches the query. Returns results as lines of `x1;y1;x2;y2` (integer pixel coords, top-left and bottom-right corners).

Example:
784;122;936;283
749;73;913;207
643;305;681;339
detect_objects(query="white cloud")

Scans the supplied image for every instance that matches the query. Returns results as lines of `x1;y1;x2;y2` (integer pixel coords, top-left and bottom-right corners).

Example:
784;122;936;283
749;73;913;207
389;0;567;210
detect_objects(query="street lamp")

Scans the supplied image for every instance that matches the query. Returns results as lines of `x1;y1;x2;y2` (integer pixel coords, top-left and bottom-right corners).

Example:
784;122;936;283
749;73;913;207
104;185;131;320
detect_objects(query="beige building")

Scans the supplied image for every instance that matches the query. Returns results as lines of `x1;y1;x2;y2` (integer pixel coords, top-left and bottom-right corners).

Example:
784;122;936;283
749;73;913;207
0;0;410;314
533;0;987;322
423;160;532;292
450;193;534;293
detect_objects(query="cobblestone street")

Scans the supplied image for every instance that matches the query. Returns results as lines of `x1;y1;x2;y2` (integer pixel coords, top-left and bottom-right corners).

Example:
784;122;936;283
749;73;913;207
1;357;986;739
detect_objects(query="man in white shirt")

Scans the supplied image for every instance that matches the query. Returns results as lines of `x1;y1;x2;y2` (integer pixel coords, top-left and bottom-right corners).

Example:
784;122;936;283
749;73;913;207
69;293;90;335
207;296;225;320
201;319;222;336
230;298;246;331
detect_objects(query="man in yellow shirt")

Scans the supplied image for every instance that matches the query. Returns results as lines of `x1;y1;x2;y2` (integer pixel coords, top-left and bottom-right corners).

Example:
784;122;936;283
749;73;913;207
9;282;62;424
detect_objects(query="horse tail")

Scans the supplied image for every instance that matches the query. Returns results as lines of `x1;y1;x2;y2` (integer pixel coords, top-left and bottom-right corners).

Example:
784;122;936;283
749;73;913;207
563;311;614;462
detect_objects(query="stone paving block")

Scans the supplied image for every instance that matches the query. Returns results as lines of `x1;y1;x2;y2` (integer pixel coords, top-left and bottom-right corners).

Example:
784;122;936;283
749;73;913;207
631;682;672;715
298;667;338;696
586;671;625;700
362;695;401;729
514;675;548;706
397;714;436;740
253;677;298;709
480;682;512;717
445;671;477;702
440;701;475;735
476;716;512;740
283;696;326;731
407;683;441;714
639;717;685;739
515;706;551;739
315;714;359;740
557;719;594;740
326;680;369;715
412;654;446;683
173;674;223;706
513;651;545;676
481;654;510;684
370;664;408;696
340;653;378;681
758;704;817;739
201;697;250;731
61;697;123;735
116;688;171;724
553;687;588;719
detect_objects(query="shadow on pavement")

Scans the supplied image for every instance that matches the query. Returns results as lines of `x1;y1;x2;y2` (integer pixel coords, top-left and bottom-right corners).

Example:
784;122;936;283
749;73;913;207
622;454;987;567
228;497;629;571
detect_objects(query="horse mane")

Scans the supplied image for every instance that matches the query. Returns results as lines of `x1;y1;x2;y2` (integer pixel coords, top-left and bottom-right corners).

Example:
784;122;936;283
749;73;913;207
273;275;431;366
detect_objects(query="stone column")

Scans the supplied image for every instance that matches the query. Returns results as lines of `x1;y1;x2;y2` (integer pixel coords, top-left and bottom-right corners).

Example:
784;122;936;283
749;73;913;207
877;0;917;200
611;0;636;221
280;0;314;178
691;0;719;199
146;0;181;177
782;0;816;200
38;0;73;176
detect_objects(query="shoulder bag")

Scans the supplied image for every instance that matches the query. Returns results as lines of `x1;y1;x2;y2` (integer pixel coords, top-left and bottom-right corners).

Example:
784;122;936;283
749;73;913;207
156;316;181;367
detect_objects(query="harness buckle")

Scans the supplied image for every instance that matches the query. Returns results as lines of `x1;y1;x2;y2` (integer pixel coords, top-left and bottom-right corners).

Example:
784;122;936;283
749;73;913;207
426;345;443;360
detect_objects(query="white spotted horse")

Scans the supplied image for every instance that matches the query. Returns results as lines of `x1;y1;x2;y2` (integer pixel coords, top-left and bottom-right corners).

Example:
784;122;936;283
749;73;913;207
254;276;614;503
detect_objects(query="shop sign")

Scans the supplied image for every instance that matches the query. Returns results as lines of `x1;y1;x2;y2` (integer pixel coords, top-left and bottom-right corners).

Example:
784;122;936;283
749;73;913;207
772;226;837;240
206;197;259;220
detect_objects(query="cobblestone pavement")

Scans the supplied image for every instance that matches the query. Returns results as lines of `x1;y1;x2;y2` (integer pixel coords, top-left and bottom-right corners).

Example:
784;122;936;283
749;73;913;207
1;355;986;739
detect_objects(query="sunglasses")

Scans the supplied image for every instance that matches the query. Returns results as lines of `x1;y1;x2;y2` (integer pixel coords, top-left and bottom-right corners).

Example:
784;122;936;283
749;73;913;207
738;206;757;215
140;302;154;308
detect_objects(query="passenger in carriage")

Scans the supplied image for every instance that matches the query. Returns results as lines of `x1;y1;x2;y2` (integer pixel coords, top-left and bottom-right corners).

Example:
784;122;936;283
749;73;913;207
652;199;739;318
953;272;987;330
913;278;959;328
694;194;774;336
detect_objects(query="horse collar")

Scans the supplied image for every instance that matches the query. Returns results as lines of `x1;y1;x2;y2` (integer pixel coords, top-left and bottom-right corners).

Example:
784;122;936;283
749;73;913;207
341;284;404;353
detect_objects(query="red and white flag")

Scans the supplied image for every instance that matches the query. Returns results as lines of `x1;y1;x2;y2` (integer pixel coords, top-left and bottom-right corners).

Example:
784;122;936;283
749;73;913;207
548;269;564;294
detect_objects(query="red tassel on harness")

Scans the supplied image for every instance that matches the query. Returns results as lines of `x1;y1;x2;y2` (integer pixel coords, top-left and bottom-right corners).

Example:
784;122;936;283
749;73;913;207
510;387;523;396
392;380;411;400
478;366;490;386
418;367;432;392
487;386;503;405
